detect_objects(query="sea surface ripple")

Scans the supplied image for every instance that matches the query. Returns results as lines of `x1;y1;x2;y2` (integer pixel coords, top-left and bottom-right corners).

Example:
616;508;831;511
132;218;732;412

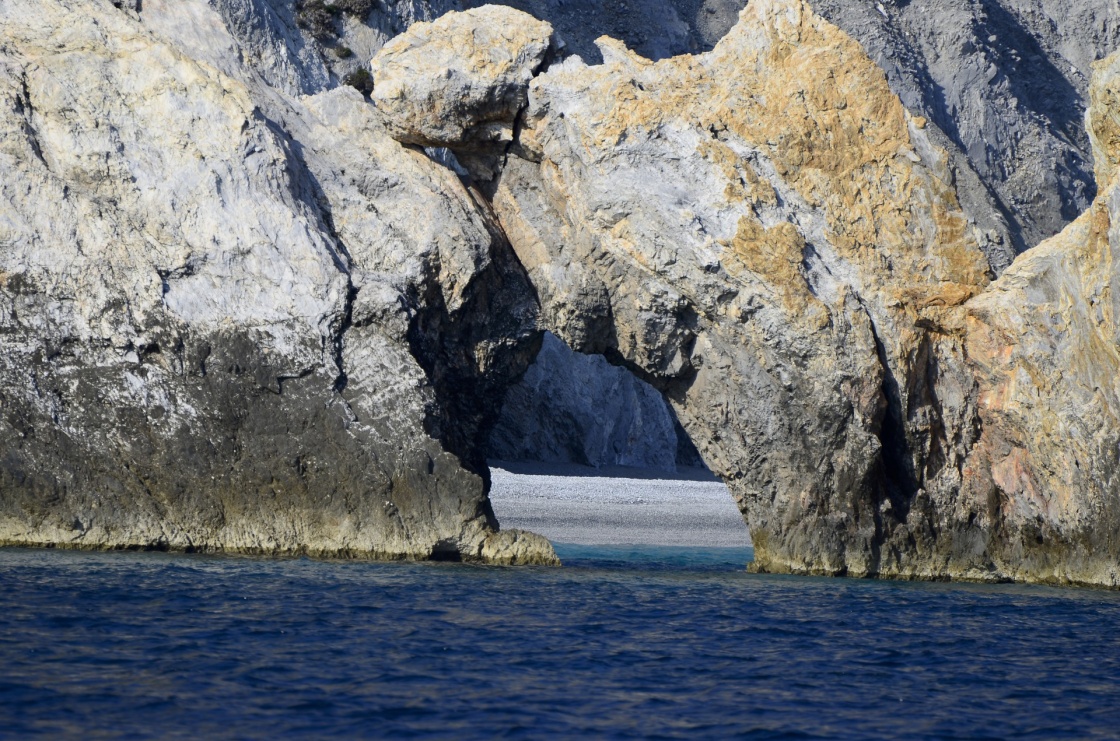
1;546;1119;739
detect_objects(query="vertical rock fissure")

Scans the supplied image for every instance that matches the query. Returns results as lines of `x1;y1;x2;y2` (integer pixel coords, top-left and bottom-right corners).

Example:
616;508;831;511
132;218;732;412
863;313;920;567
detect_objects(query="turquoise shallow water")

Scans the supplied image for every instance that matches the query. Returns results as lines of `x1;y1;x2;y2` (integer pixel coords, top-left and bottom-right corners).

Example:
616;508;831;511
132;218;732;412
1;545;1119;738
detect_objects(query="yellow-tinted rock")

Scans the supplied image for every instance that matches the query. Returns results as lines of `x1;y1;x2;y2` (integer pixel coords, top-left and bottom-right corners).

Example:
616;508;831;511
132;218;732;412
499;0;1000;580
961;52;1120;584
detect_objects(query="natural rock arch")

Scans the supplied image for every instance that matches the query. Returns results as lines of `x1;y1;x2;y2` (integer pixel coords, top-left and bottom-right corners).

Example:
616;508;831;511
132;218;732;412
1;0;1119;586
373;0;1120;585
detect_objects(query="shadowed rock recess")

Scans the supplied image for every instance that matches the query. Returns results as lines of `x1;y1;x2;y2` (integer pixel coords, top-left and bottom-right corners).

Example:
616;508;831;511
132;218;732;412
2;0;1119;584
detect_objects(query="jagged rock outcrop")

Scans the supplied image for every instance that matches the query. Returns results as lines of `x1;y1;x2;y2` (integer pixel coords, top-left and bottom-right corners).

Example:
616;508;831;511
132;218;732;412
490;0;996;579
437;0;1119;259
374;0;1120;584
0;0;556;565
469;0;1118;469
957;50;1120;585
5;0;1120;585
150;0;1118;477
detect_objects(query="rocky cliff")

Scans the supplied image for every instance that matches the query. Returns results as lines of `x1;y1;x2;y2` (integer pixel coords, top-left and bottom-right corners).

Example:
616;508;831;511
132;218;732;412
2;0;1120;585
481;0;996;579
470;0;1120;469
0;0;556;564
959;51;1120;585
159;0;1118;475
372;0;1120;585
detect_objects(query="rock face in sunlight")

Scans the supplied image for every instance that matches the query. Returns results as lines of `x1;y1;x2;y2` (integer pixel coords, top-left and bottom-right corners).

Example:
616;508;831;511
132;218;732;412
958;51;1120;585
153;0;1120;477
0;0;556;565
163;0;1120;487
2;0;1120;585
374;0;1120;584
490;0;998;580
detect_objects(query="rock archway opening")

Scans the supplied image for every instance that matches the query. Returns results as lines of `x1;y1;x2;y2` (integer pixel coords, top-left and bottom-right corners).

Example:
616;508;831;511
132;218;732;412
486;332;751;552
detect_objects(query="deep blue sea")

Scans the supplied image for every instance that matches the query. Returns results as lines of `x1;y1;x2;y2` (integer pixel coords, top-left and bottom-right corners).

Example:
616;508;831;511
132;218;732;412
2;544;1119;739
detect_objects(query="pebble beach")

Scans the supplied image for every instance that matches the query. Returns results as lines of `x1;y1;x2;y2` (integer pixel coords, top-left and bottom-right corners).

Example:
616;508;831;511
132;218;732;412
488;461;751;548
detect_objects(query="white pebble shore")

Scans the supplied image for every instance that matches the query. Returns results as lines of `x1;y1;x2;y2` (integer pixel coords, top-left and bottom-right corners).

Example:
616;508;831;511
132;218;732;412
488;461;751;548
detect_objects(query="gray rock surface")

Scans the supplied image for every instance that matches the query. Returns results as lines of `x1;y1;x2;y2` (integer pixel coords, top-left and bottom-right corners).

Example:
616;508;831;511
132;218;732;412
0;0;556;564
488;333;690;470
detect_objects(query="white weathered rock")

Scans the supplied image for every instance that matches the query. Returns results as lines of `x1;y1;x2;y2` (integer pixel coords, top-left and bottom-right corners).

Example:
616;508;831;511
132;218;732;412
0;0;556;565
370;5;554;154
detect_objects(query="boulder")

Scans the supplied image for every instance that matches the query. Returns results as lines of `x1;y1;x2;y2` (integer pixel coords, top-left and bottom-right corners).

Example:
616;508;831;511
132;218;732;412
370;5;555;159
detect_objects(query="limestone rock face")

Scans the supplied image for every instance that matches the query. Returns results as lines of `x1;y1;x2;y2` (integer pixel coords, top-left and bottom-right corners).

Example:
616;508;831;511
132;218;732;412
437;0;1117;260
370;6;554;154
485;0;995;578
143;0;1116;477
470;0;1119;585
957;51;1120;586
0;0;556;565
434;0;1118;470
5;0;1120;585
